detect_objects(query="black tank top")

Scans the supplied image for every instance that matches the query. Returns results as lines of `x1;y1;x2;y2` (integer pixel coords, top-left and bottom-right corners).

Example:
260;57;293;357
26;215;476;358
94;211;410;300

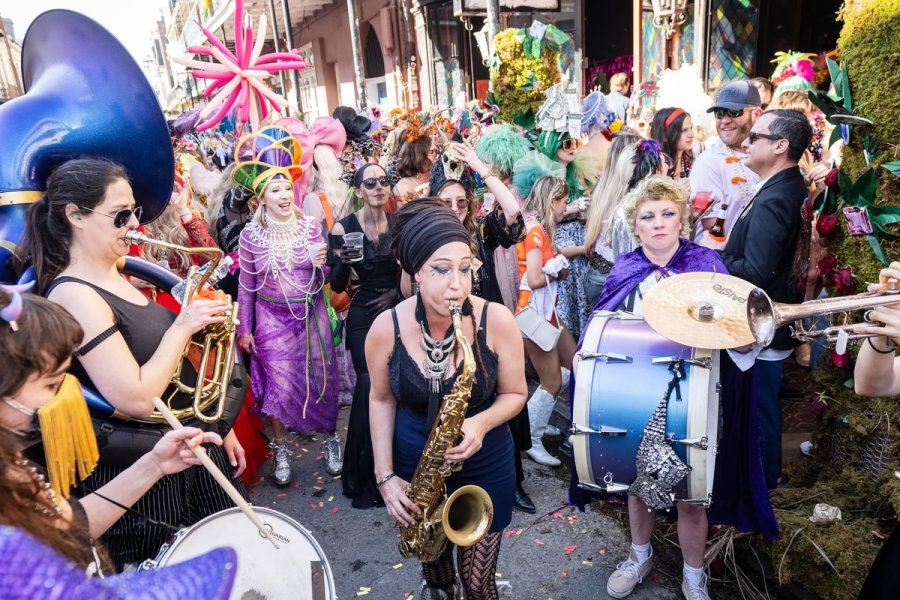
46;276;196;409
388;304;499;421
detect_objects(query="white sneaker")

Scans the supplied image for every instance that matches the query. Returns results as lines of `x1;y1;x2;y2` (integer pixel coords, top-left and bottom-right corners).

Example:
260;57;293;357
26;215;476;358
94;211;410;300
800;440;814;456
606;547;653;598
681;573;711;600
525;443;561;467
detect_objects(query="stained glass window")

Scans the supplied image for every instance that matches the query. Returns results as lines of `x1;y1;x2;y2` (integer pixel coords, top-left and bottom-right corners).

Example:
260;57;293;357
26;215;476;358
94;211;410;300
641;11;666;82
708;0;760;89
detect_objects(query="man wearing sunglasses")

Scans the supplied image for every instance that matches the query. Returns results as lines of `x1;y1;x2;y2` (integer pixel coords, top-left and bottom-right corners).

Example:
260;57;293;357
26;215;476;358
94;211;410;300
688;80;763;248
721;108;813;492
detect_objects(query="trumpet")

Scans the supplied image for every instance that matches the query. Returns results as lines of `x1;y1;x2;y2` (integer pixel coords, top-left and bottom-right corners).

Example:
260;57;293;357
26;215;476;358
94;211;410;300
123;229;238;424
747;280;900;346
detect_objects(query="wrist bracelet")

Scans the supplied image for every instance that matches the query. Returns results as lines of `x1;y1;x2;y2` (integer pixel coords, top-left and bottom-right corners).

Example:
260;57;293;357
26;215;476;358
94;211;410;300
375;472;396;489
867;337;896;354
481;170;498;181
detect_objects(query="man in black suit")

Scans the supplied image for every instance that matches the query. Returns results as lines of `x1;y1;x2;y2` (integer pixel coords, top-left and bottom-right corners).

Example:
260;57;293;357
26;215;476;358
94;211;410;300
722;109;813;490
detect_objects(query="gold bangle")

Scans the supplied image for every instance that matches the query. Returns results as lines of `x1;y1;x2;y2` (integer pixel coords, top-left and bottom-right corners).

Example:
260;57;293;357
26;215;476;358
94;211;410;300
481;171;498;181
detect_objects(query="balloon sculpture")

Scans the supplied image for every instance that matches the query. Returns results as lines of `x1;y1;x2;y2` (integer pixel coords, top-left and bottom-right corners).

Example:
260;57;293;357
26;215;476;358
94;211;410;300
170;0;307;132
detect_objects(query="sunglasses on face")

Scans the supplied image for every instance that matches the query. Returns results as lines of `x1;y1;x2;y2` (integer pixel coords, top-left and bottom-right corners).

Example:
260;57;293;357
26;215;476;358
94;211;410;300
361;176;390;190
81;205;143;228
441;198;468;210
747;131;784;145
713;108;745;120
560;139;578;151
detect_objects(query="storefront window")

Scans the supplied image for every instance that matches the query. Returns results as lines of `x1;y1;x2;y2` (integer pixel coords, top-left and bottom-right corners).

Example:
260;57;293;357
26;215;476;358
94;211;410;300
428;3;464;106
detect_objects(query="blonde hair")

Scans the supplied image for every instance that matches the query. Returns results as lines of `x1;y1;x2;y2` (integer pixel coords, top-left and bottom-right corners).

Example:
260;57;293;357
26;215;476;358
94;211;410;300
142;201;193;276
311;145;349;220
584;132;642;252
610;72;629;92
621;176;690;241
769;89;816;115
522;176;568;240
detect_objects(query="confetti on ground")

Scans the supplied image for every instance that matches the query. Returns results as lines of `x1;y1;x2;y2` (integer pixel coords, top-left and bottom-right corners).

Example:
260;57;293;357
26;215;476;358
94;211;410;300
534;539;545;545
393;563;403;569
582;560;593;567
315;454;324;460
318;501;324;508
332;507;339;513
561;569;568;577
552;512;564;520
495;572;501;577
564;545;576;555
328;495;334;502
598;547;607;555
301;448;309;453
309;503;317;509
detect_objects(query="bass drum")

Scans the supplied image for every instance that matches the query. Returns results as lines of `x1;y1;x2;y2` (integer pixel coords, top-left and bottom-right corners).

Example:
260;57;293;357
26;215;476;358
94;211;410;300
571;311;720;505
141;507;336;600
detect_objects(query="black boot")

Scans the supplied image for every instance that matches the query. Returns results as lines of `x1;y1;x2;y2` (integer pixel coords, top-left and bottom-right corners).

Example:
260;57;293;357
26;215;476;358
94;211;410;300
513;482;536;513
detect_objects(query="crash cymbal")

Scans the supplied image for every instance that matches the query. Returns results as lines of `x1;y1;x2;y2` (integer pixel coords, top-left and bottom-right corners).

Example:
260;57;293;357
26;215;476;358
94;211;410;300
643;272;756;349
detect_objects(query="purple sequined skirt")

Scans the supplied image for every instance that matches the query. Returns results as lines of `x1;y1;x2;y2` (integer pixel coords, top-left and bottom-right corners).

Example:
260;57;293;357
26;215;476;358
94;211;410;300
248;294;339;433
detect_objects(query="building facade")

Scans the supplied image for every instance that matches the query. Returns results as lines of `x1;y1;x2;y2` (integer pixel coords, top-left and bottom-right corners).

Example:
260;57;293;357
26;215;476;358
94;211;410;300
0;16;23;105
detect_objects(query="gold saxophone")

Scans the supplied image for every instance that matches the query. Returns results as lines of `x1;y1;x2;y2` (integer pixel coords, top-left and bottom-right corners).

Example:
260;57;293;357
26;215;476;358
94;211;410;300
122;229;238;424
399;303;494;563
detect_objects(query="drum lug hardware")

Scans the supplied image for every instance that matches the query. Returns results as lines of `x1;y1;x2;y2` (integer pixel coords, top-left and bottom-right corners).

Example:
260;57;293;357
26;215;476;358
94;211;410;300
601;472;629;493
581;480;629;493
577;351;632;363
651;356;711;369
671;436;708;450
571;423;627;436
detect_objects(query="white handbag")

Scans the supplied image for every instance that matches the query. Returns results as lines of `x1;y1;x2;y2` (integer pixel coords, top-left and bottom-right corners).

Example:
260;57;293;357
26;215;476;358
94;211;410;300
515;305;562;352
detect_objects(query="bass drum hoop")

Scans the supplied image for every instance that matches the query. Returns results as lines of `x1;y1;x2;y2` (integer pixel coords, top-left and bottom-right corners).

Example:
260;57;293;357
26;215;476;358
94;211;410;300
145;506;336;600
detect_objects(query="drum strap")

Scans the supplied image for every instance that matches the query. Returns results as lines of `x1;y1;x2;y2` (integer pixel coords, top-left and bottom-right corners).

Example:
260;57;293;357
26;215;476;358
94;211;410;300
78;484;180;533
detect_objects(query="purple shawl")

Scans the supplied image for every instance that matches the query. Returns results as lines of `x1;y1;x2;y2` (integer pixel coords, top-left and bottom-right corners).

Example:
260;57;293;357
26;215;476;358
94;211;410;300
594;239;726;313
568;238;779;540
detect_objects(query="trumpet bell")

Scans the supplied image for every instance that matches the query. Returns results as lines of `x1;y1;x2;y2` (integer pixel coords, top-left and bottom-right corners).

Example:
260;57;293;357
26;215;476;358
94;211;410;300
747;288;778;346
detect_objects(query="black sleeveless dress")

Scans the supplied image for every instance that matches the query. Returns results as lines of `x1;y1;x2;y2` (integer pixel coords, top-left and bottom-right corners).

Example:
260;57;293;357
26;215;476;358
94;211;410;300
388;304;515;533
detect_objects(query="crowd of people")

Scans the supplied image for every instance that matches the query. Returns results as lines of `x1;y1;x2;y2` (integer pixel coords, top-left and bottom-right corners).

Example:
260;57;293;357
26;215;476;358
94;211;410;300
5;42;899;600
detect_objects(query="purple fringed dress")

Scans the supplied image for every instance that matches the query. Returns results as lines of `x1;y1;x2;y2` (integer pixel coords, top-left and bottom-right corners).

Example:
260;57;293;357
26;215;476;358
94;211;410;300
237;214;339;434
569;239;779;541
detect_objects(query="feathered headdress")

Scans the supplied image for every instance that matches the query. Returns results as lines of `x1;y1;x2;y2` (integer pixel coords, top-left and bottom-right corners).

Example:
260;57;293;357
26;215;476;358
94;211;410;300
474;124;531;178
512;150;566;198
232;126;303;197
771;51;816;96
629;139;663;190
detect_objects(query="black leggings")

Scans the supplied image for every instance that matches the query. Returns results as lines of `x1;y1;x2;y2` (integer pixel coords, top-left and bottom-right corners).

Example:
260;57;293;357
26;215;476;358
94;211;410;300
421;532;503;600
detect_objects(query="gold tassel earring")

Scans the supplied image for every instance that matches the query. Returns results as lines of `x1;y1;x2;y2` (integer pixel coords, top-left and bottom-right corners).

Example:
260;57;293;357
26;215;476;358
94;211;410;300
37;374;99;503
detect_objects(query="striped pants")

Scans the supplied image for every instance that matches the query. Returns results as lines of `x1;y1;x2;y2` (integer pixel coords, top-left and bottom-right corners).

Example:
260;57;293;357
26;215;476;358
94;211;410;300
83;443;249;571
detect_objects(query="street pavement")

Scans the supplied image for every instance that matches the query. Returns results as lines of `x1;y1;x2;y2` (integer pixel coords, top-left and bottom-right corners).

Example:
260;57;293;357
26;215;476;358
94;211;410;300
246;401;699;600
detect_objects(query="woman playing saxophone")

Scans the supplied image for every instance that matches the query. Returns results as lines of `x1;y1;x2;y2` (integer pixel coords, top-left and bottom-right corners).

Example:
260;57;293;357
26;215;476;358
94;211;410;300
367;200;527;600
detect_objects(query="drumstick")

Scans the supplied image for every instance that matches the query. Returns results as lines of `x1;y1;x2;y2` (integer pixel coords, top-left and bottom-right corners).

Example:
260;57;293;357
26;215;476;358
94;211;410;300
152;397;280;549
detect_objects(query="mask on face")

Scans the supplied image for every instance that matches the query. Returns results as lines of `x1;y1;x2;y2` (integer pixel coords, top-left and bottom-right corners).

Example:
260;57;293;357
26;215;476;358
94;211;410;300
1;396;41;446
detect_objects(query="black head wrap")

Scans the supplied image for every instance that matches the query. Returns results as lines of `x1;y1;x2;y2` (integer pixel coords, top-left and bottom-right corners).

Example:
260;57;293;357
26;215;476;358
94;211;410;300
394;200;472;275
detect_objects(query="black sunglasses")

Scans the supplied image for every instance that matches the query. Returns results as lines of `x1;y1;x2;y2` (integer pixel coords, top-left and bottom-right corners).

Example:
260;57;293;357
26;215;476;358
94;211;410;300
361;176;390;190
748;131;784;145
81;205;143;228
560;138;578;151
713;108;745;120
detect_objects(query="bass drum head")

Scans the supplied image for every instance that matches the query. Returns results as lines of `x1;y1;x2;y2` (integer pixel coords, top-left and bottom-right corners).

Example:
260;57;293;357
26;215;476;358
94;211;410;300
155;507;335;600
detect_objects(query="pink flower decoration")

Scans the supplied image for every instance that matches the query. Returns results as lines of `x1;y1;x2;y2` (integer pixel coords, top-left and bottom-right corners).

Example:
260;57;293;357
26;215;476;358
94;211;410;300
171;0;307;132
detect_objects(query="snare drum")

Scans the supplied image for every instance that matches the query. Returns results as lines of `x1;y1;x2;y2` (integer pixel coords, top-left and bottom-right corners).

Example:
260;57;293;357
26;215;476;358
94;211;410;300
572;311;720;505
141;507;336;600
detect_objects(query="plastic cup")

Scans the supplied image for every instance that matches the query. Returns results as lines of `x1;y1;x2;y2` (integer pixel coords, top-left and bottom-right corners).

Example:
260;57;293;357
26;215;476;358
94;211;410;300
342;232;365;263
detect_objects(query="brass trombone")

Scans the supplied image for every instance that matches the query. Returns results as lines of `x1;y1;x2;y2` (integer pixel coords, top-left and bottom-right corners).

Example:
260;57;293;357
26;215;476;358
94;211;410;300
124;229;238;424
747;280;900;346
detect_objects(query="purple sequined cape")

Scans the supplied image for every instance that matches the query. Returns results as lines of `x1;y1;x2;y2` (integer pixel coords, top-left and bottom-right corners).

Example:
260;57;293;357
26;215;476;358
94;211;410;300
569;239;779;540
